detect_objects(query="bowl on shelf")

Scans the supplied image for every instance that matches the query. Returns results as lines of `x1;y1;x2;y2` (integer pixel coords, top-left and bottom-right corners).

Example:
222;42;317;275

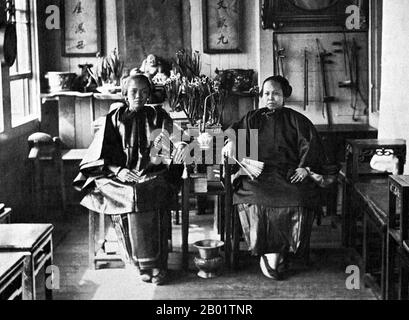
45;72;76;93
96;85;121;94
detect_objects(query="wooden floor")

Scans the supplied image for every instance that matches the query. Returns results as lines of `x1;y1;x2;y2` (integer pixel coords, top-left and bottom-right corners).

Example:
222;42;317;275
35;206;376;300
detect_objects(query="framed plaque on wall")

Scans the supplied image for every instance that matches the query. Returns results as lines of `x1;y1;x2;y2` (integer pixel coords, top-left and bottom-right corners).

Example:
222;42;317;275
262;0;368;31
202;0;242;53
62;0;102;57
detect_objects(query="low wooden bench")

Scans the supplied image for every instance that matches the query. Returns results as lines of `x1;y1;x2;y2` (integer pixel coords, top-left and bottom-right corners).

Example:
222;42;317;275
353;178;389;299
396;241;409;299
0;252;26;300
386;175;409;300
0;224;54;300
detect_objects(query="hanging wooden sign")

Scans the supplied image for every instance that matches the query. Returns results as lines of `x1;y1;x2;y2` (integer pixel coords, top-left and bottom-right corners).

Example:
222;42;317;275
62;0;102;57
202;0;242;53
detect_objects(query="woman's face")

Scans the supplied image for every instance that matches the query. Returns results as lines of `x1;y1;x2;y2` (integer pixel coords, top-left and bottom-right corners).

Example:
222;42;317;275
261;80;284;110
127;78;150;111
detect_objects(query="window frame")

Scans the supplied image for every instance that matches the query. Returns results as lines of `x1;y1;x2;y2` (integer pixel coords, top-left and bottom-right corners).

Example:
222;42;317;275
0;0;40;141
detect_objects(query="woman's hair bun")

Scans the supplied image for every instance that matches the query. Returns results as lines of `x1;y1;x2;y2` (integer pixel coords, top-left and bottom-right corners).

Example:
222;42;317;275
260;75;292;98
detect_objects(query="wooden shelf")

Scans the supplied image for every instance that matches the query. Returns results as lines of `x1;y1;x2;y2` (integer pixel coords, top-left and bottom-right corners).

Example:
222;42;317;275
41;91;123;102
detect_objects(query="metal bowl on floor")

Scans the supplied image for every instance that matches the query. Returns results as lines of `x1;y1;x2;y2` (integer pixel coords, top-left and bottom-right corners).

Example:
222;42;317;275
193;240;224;279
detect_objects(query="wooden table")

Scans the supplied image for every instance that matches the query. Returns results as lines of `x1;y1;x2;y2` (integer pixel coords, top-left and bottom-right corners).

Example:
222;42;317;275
41;91;123;149
0;252;26;300
0;224;54;300
342;139;406;248
181;170;232;271
315;124;378;221
316;124;378;163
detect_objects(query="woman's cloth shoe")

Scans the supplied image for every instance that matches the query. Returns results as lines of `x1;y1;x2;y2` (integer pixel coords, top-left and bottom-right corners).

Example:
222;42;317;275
260;255;283;281
140;270;152;283
151;270;168;286
277;259;289;273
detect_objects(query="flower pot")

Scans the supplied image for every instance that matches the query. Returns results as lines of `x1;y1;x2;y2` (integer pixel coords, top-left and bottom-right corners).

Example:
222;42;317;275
45;72;76;93
193;239;224;279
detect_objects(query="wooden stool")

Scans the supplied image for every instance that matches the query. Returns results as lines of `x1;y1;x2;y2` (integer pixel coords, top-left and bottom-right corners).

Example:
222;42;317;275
0;252;26;300
0;224;54;300
386;175;409;299
343;139;406;248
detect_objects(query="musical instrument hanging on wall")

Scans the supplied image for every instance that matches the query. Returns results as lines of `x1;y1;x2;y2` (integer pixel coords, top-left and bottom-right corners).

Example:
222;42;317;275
304;48;309;111
273;38;286;77
0;0;17;67
316;39;335;127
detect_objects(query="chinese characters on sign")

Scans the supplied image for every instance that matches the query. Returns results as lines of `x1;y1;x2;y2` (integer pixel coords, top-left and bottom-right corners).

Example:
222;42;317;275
204;0;241;53
63;0;100;56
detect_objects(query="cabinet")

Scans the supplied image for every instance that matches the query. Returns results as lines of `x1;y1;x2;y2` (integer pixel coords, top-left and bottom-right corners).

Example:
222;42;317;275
41;92;123;149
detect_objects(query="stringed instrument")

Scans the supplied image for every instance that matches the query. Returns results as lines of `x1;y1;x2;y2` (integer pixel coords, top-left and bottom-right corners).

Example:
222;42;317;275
0;0;17;67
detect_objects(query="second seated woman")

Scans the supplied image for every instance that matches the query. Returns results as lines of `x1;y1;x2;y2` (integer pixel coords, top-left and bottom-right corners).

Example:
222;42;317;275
222;75;339;280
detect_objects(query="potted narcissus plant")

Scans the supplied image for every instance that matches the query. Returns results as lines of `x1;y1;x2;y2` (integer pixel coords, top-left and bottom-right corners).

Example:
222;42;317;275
95;48;124;93
164;49;227;150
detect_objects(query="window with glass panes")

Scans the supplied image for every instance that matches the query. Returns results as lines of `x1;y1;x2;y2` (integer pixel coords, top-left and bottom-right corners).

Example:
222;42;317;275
9;0;35;127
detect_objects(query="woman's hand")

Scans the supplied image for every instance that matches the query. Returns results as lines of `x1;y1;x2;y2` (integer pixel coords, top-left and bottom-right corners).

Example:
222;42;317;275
290;168;310;184
222;140;236;159
116;168;140;183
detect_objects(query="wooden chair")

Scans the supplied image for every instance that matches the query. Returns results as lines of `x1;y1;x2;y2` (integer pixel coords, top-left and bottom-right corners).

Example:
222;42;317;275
386;175;409;300
228;164;329;270
88;187;180;270
342;139;406;248
88;211;123;270
0;224;54;300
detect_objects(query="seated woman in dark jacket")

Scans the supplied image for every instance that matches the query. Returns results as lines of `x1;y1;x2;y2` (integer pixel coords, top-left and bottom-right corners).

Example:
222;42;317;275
222;75;338;280
74;73;187;285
